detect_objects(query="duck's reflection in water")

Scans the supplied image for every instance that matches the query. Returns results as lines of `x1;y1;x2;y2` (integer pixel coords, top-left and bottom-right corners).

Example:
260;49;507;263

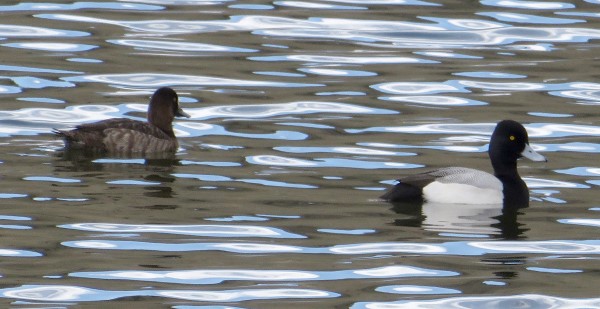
391;201;529;239
53;149;182;200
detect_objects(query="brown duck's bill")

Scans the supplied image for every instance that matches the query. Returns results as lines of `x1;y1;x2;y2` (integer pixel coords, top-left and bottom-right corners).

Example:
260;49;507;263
176;107;191;118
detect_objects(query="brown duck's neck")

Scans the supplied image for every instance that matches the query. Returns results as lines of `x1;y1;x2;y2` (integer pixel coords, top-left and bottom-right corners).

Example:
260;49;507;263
148;110;176;138
157;125;176;138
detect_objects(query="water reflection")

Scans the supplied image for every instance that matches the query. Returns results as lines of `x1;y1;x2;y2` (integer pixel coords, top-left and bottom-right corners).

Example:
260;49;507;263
391;203;528;239
376;285;461;295
259;22;600;48
0;249;41;257
63;73;323;88
274;1;368;10
378;95;487;106
0;64;81;74
109;39;257;53
0;2;163;11
0;24;88;37
172;172;318;189
186;101;394;120
250;54;436;64
0;0;598;307
30;9;593;51
348;122;600;138
559;219;600;228
0;98;396;138
478;12;585;24
0;285;338;302
60;223;306;239
70;265;457;284
247;154;421;169
53;147;183;171
3;42;97;52
353;294;600;309
481;0;575;9
62;238;600;255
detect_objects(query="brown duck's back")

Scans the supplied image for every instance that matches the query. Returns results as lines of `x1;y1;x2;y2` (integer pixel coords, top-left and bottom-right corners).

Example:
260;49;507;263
55;118;178;154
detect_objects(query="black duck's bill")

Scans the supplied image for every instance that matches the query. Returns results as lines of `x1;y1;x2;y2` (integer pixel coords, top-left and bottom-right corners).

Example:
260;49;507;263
521;143;547;162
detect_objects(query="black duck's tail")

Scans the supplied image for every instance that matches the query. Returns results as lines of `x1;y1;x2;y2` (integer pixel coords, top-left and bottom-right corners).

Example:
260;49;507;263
380;183;424;203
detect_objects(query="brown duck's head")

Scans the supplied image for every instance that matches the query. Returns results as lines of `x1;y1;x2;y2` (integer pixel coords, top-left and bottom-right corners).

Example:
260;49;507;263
147;87;191;132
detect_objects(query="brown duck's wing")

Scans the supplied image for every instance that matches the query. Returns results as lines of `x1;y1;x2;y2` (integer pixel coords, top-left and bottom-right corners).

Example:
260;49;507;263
55;118;174;152
102;128;178;154
75;118;172;139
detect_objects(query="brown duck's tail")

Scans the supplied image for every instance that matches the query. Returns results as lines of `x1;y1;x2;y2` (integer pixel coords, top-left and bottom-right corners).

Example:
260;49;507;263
52;129;77;145
52;128;65;136
52;129;72;140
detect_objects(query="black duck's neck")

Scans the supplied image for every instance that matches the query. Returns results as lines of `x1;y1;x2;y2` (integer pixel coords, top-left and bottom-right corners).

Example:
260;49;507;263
489;139;520;179
492;159;519;179
502;179;530;209
493;161;529;209
490;152;530;209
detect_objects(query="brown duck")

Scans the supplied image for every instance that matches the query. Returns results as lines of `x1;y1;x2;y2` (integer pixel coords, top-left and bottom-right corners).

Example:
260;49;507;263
54;87;190;155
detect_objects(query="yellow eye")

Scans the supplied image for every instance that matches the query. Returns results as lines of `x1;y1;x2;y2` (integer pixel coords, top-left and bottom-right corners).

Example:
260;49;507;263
509;135;515;141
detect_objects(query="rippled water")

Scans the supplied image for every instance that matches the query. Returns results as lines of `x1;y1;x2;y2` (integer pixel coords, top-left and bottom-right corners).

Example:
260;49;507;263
0;0;599;307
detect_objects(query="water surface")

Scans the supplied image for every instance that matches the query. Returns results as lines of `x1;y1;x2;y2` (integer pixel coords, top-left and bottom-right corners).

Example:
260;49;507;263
0;0;599;307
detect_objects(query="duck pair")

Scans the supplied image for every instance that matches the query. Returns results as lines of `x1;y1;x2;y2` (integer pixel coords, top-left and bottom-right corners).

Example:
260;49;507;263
55;87;546;206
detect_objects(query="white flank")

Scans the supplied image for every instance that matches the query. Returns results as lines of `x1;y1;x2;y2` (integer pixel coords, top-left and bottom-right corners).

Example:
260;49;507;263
422;181;503;204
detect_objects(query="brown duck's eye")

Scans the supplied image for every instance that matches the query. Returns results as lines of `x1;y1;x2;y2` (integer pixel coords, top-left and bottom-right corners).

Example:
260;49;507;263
509;135;515;141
